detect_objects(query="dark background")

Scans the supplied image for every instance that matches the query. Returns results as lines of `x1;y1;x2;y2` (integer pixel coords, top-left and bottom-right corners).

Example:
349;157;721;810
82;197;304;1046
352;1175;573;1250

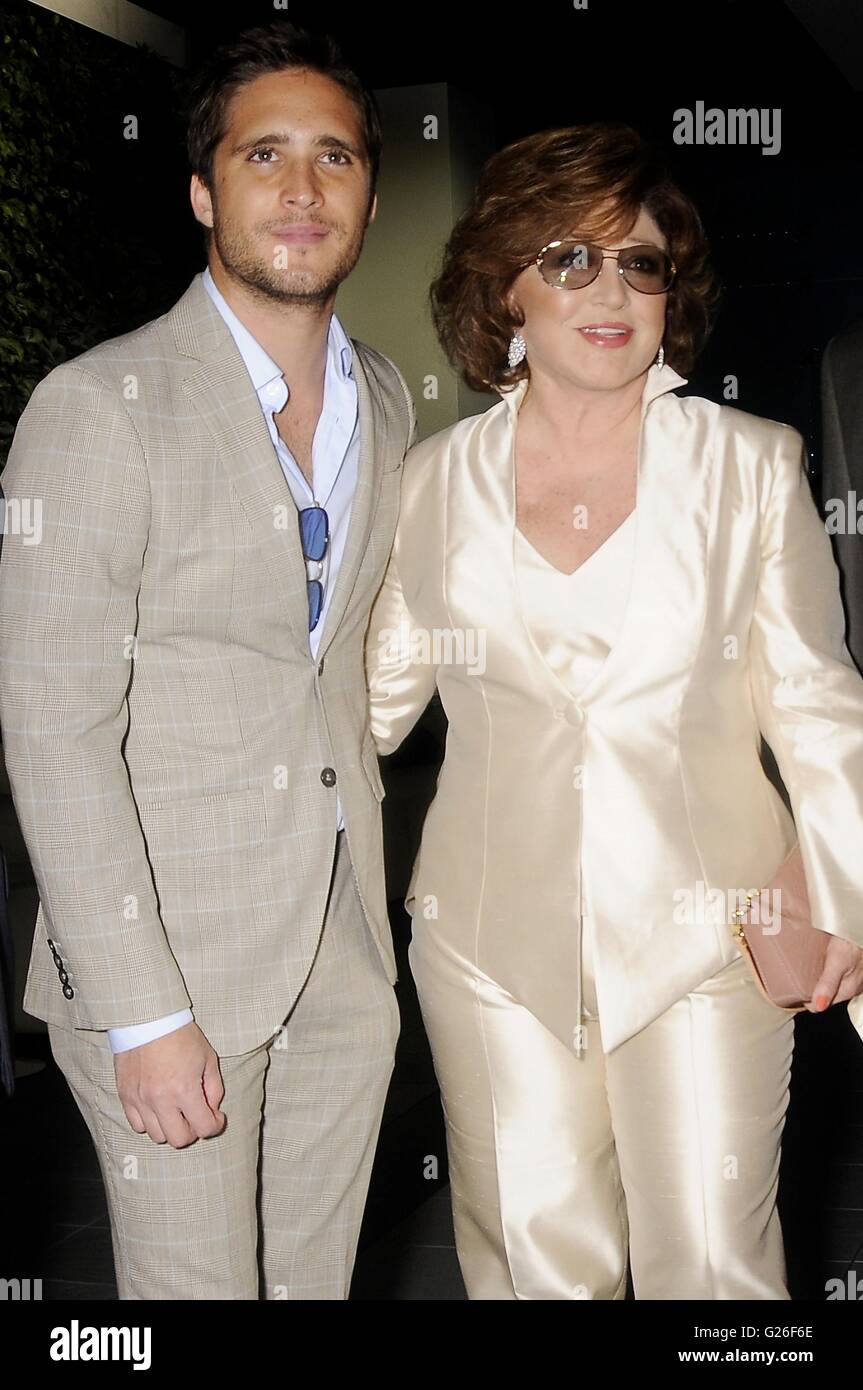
2;0;863;1302
4;0;863;478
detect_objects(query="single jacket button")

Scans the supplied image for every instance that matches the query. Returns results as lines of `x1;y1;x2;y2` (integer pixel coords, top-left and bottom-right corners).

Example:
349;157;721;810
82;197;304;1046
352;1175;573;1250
565;704;584;727
321;767;337;787
317;658;325;675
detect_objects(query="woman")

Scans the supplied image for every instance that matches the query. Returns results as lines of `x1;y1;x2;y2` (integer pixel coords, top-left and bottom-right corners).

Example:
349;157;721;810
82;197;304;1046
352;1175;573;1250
364;122;863;1300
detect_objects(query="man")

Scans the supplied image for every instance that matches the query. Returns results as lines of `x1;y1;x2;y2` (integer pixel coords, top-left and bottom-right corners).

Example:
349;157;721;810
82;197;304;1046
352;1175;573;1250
820;321;863;674
0;21;415;1299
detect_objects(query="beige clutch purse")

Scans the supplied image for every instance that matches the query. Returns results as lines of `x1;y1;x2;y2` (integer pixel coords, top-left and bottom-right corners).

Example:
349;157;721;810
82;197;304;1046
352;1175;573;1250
729;845;831;1011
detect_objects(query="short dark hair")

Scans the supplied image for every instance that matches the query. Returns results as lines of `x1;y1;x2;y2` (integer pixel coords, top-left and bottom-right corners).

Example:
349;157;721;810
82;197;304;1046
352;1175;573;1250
430;122;722;391
185;20;382;211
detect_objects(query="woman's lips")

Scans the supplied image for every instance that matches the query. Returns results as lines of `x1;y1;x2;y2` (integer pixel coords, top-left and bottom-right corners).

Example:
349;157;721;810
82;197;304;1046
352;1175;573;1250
577;325;634;348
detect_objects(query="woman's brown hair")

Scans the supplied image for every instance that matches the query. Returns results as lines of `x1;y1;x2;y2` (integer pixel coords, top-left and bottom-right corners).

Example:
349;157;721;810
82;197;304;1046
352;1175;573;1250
430;121;721;392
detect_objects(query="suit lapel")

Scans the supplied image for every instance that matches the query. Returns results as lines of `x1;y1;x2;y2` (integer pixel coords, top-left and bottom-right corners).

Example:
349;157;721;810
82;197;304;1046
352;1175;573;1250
315;346;386;658
170;274;390;661
581;378;711;703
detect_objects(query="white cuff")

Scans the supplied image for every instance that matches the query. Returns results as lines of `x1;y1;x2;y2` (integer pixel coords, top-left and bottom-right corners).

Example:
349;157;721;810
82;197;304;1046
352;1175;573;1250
107;1008;194;1054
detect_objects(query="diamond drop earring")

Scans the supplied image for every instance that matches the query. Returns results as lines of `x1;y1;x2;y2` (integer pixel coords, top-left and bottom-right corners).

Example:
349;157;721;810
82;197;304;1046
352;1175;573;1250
508;331;527;368
655;344;665;369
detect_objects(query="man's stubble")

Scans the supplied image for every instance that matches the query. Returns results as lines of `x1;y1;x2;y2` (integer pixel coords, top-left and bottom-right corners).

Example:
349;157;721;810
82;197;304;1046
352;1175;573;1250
209;197;370;308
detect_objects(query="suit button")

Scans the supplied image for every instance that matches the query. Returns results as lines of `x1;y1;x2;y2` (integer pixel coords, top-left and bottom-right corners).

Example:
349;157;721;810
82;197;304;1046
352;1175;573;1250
47;940;75;998
565;704;584;727
318;658;325;675
321;767;337;787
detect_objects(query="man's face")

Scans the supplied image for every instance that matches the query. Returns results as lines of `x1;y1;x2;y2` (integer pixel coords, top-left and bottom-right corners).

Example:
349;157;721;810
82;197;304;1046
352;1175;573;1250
191;66;377;305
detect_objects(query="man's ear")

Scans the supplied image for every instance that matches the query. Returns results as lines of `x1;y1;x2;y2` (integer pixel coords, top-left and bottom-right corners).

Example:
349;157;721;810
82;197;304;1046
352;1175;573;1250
367;190;378;227
190;173;214;230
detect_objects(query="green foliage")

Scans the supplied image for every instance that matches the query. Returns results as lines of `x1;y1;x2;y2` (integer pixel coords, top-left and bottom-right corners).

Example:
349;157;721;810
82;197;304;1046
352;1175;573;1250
0;2;197;461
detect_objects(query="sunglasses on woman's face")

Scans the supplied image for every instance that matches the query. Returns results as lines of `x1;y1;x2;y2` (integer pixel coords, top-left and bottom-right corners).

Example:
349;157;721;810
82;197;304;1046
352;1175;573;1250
533;239;676;295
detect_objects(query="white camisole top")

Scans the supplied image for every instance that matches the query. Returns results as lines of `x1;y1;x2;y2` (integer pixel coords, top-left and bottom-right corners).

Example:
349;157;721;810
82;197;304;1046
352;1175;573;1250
514;510;636;697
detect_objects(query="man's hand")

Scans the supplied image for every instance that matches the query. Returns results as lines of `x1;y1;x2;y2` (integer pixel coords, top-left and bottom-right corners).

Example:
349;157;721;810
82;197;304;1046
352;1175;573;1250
113;1021;226;1148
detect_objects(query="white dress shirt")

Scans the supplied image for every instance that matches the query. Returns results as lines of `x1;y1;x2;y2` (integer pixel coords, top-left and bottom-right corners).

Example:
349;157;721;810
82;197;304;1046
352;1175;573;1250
108;266;360;1053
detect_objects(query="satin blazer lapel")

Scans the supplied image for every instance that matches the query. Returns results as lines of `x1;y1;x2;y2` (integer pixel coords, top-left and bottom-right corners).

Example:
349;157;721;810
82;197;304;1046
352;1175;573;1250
488;363;710;706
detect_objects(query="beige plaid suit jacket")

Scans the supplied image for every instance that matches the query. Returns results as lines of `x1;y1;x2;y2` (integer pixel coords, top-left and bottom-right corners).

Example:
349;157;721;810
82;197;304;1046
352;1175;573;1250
0;271;415;1056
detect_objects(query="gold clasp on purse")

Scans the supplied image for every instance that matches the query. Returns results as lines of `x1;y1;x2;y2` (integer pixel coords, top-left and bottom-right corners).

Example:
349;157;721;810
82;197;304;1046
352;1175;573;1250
730;889;762;943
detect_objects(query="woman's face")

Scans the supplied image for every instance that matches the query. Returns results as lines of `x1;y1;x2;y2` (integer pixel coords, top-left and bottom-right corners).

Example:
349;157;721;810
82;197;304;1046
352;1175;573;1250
506;205;669;393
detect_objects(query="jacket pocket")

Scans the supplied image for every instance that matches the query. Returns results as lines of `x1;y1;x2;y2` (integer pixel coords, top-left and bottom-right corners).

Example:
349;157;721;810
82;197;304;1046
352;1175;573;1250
137;786;267;859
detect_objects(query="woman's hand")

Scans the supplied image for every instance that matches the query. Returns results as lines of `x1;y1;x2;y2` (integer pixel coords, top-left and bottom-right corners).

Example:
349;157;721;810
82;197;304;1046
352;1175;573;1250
808;935;863;1013
764;843;863;1012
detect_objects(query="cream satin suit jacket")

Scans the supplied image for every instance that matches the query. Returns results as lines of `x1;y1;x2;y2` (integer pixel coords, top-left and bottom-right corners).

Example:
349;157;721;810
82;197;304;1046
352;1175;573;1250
365;362;863;1055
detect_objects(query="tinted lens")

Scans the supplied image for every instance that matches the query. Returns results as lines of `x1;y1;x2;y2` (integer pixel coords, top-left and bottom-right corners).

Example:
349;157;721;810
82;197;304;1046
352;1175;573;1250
539;241;599;288
299;506;329;561
618;245;673;292
307;579;324;631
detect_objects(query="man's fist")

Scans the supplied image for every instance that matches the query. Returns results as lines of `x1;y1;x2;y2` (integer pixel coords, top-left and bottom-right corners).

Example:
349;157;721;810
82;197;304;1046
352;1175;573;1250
113;1021;226;1148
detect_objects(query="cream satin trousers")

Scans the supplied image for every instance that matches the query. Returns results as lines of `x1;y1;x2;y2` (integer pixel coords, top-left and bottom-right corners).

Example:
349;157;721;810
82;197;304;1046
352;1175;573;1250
409;912;796;1300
